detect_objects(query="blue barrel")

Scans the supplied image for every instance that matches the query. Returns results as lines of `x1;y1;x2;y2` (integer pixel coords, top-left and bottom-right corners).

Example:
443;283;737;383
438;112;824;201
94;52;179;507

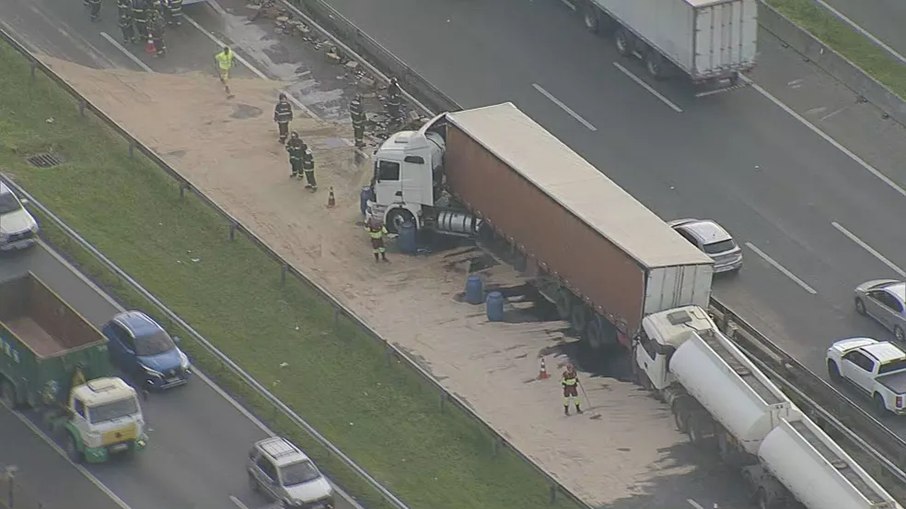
360;187;372;218
464;275;483;305
486;291;505;322
397;220;417;255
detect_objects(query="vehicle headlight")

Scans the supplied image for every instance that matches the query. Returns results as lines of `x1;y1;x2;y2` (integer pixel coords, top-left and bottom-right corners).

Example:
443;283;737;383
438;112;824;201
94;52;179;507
178;351;190;370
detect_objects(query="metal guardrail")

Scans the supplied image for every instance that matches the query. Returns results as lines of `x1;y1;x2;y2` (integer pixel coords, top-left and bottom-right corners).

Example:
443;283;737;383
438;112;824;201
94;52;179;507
0;24;589;509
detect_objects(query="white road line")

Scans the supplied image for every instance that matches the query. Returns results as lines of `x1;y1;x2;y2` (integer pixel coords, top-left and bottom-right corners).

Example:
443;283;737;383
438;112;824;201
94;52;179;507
687;499;705;509
739;74;906;198
559;0;577;11
99;31;153;73
0;402;133;509
812;0;906;67
229;495;250;509
181;13;321;121
612;62;683;113
745;242;817;295
831;221;906;278
532;83;598;131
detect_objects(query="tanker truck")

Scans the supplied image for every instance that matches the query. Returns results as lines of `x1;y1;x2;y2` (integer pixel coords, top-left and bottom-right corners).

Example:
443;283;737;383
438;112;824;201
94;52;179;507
367;102;714;349
0;272;148;463
635;305;902;509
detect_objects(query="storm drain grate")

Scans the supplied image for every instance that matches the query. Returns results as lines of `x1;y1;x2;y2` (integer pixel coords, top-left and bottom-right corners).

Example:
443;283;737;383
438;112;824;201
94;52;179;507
26;152;64;168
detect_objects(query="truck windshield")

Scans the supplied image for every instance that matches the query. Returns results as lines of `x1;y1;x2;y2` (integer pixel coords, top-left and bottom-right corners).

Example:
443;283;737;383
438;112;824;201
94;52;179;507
280;460;321;486
89;397;139;423
879;359;906;375
0;192;22;215
135;330;176;356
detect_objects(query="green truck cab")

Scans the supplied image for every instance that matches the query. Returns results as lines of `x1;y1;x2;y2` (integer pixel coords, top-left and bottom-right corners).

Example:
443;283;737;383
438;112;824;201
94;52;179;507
0;272;148;463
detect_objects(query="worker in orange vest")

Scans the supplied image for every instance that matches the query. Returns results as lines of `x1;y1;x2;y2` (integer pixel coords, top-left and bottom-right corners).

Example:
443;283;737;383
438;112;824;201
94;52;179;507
562;363;581;415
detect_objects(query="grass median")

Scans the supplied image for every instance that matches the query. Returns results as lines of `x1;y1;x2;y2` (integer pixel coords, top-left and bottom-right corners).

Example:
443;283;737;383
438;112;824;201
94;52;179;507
0;42;583;509
767;0;906;99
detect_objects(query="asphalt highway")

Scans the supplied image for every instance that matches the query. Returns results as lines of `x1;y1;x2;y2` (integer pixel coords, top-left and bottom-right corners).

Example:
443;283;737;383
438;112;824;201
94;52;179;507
0;243;356;509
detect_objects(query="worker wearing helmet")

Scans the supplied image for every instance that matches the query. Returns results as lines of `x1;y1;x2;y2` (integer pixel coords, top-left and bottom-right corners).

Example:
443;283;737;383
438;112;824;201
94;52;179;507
274;93;293;144
562;363;581;415
285;131;306;179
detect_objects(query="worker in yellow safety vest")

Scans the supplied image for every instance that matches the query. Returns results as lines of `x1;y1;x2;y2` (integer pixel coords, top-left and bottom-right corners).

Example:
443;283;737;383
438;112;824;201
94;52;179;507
214;46;235;97
562;363;581;415
365;217;389;263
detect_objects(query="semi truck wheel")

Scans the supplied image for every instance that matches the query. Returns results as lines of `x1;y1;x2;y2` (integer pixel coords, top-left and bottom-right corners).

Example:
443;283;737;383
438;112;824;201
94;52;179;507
581;3;600;33
66;434;84;463
385;209;414;235
645;51;666;80
0;381;17;408
614;28;632;57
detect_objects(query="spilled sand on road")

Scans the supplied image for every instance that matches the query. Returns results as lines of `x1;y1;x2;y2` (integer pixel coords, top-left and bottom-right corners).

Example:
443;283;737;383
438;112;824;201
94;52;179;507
41;56;712;505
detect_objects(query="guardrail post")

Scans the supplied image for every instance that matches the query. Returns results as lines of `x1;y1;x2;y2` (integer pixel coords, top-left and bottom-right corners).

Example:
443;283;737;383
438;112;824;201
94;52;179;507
128;140;135;159
549;484;558;504
281;263;288;285
179;183;188;199
78;99;86;117
30;61;37;81
717;312;730;333
439;391;447;412
229;223;237;241
333;307;339;328
491;436;501;457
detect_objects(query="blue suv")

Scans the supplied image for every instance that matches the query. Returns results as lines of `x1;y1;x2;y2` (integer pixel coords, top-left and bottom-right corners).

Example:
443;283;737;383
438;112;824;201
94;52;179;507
102;311;191;390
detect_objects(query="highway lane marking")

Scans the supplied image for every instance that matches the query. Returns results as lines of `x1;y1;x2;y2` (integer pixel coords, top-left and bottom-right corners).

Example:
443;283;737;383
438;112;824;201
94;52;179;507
686;500;704;509
229;495;250;509
532;83;598;131
0;403;133;509
738;74;906;199
745;242;817;295
811;0;906;67
559;0;577;11
99;31;154;73
612;62;684;113
831;221;906;278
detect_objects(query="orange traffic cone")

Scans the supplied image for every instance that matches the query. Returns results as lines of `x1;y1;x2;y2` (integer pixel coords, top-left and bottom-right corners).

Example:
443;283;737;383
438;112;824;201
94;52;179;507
145;37;156;55
537;357;550;380
326;187;336;208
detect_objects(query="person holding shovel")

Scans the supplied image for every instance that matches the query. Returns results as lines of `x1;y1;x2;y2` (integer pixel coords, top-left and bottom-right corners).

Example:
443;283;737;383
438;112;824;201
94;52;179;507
562;363;582;415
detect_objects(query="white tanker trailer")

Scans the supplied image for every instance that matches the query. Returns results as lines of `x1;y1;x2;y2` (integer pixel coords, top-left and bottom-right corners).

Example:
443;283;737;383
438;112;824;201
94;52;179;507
635;305;902;509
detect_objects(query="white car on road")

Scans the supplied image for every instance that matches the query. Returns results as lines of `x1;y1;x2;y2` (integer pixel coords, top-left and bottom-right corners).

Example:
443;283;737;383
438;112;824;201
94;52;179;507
826;337;906;415
0;182;39;251
668;218;742;273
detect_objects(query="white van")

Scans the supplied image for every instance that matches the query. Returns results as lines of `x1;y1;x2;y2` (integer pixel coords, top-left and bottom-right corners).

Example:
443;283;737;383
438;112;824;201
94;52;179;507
0;182;39;251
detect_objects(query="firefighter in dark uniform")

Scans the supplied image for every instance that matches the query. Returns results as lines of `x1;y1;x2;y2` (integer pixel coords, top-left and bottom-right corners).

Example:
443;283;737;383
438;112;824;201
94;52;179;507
273;93;293;144
132;0;150;40
118;0;137;44
385;77;402;129
302;147;317;191
87;0;102;22
164;0;183;26
349;94;366;148
286;132;305;179
562;363;581;415
148;7;167;56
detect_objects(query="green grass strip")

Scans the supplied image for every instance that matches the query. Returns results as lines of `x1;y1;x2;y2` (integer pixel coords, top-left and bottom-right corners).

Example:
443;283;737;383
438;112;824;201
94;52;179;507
766;0;906;99
0;40;584;509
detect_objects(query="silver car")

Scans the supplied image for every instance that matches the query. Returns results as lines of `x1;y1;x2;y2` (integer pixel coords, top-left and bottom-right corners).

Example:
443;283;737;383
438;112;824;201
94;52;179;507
247;437;334;509
855;279;906;343
668;218;742;273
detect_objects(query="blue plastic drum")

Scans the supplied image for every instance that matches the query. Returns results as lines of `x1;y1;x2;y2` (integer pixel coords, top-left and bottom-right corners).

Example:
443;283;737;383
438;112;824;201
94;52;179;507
360;187;372;218
464;275;484;305
397;220;417;255
486;291;505;322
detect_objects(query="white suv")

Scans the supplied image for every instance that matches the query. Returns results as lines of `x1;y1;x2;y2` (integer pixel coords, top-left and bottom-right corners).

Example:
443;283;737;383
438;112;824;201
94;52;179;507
0;182;39;251
247;437;335;508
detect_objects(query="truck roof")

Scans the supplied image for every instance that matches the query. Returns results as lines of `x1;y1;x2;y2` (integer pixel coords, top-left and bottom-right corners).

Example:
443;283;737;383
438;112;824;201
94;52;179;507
72;377;136;406
642;305;715;348
446;104;713;269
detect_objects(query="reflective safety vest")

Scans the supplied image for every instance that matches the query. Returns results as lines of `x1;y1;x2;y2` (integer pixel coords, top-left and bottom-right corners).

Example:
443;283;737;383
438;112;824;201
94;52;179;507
562;372;578;387
367;224;387;239
215;50;234;70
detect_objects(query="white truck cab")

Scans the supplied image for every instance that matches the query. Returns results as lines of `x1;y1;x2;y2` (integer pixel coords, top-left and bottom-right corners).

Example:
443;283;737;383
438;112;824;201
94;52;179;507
368;114;446;232
827;337;906;415
65;377;148;463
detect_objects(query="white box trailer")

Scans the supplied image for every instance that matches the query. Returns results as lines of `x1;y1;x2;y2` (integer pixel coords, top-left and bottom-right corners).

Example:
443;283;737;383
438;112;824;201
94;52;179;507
579;0;758;84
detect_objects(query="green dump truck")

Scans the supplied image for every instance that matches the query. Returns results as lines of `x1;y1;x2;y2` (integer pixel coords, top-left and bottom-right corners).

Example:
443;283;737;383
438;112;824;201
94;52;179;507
0;272;148;463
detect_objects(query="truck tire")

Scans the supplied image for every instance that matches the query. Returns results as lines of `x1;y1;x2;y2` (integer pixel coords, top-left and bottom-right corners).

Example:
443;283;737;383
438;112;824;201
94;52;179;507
827;360;842;382
873;393;889;416
755;489;770;509
66;434;84;463
614;28;632;57
0;380;17;409
581;2;600;34
671;401;689;434
385;208;414;235
645;51;666;80
686;412;713;447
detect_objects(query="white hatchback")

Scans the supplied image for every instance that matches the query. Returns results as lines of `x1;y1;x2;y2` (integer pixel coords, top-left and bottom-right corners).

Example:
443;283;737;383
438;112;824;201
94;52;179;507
0;182;39;251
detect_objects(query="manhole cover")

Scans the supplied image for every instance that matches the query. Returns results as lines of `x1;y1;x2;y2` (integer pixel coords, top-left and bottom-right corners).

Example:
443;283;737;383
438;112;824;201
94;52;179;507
26;153;64;168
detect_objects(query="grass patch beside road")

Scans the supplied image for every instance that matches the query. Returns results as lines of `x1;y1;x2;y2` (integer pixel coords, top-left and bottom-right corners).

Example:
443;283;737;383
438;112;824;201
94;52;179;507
766;0;906;99
0;42;582;509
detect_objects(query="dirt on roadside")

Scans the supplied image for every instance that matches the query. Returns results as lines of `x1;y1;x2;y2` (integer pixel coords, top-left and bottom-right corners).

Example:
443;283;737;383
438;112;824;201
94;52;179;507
40;56;712;506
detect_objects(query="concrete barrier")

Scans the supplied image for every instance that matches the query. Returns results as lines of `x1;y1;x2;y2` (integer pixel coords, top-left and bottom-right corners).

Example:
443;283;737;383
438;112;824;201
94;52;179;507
758;0;906;126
